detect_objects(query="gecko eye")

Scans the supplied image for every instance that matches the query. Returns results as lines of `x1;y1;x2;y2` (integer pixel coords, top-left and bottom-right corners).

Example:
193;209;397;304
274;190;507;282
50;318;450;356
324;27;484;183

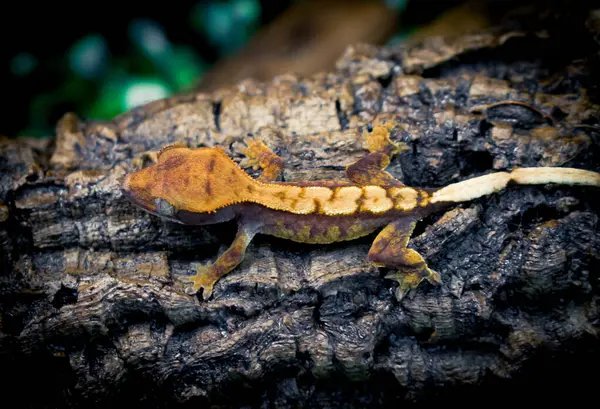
154;198;177;217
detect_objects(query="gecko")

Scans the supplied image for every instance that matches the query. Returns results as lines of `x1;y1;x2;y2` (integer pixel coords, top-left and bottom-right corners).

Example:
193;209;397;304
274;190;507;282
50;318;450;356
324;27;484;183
121;121;600;301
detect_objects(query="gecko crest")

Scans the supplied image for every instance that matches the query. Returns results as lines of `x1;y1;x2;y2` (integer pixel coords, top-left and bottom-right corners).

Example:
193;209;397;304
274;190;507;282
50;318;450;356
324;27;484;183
122;144;425;216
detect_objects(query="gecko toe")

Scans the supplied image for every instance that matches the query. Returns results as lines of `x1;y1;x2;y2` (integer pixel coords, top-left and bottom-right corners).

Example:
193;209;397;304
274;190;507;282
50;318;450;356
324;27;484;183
176;267;217;300
385;265;441;301
177;276;200;295
178;265;218;300
200;285;213;300
426;269;442;285
180;279;214;300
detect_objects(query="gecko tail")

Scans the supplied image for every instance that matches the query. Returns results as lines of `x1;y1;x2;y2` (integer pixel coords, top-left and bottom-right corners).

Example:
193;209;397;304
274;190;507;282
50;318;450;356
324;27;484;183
429;167;600;204
509;167;600;186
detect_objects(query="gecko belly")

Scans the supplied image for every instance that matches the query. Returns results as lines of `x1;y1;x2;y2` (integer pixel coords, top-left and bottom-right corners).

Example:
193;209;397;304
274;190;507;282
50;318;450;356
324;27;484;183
255;207;393;244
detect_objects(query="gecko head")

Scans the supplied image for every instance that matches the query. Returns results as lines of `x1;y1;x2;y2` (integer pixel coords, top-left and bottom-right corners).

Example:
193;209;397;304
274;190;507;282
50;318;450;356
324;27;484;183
121;144;253;220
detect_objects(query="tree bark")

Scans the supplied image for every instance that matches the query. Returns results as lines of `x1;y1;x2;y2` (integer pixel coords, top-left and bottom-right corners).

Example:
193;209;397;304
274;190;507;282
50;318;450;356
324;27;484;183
2;3;600;408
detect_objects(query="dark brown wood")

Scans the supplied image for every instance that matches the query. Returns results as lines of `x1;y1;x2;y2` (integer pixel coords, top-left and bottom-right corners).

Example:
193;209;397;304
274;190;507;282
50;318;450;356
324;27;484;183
1;3;600;408
195;0;398;92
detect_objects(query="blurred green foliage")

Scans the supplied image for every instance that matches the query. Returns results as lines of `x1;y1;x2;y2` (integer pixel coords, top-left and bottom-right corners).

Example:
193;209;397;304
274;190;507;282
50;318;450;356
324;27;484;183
191;0;261;55
8;0;423;139
11;0;263;138
10;52;38;77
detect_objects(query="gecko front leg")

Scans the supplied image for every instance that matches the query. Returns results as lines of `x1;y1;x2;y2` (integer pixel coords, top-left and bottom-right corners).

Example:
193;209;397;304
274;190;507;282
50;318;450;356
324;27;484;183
242;127;285;182
368;217;441;301
346;121;409;186
179;222;257;300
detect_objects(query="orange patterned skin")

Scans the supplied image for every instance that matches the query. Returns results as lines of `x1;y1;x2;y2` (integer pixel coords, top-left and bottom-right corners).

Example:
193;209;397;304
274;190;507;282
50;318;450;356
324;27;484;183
122;121;600;301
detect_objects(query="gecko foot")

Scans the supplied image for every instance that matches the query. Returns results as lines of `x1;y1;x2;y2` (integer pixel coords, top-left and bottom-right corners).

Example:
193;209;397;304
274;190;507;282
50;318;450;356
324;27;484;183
365;121;409;156
241;138;272;169
177;265;218;300
240;136;284;181
385;266;442;301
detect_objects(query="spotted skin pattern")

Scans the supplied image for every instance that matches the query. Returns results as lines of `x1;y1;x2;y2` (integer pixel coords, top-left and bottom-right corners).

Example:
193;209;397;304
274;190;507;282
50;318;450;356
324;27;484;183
122;121;600;301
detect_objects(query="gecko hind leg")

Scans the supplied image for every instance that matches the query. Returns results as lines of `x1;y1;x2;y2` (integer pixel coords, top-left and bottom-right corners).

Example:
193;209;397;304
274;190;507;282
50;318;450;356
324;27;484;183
242;127;285;182
368;218;441;301
178;224;256;300
346;120;409;186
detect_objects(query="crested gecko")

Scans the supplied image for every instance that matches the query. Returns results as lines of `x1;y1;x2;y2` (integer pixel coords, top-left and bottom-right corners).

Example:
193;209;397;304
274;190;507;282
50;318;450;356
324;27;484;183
121;121;600;300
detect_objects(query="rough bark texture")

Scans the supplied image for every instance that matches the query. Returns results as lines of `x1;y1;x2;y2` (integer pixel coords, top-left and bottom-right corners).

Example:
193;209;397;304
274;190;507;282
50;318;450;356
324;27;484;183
2;3;600;408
